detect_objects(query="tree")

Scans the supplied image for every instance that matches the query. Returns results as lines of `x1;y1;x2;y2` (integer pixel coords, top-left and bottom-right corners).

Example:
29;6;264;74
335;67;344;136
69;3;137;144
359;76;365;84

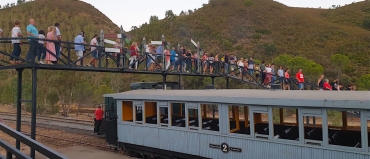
272;54;324;81
244;0;254;20
93;85;114;104
149;15;159;24
165;10;175;18
363;17;370;30
330;54;350;82
17;0;27;5
47;90;60;115
188;9;193;15
179;10;186;16
356;74;370;90
264;43;278;57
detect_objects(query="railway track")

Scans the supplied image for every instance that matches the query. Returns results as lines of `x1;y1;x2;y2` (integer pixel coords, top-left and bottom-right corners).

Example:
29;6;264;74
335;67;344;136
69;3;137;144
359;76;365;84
21;132;122;153
0;112;93;125
0;112;94;136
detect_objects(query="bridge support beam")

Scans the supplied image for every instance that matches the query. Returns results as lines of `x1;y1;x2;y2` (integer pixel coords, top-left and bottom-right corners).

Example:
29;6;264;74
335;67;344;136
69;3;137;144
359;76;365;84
15;68;23;150
30;68;38;159
162;74;167;90
226;77;229;89
178;75;182;90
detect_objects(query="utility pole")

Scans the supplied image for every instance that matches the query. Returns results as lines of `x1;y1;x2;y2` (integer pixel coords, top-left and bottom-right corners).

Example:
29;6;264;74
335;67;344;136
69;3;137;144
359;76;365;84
197;41;200;74
142;37;147;70
120;25;125;68
161;34;165;71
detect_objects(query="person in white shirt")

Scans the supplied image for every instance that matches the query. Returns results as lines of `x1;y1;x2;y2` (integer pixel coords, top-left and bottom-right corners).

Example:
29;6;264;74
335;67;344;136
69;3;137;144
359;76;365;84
37;30;46;64
264;64;272;86
10;20;22;64
54;23;62;60
87;34;99;67
237;58;244;78
114;39;122;67
278;66;284;87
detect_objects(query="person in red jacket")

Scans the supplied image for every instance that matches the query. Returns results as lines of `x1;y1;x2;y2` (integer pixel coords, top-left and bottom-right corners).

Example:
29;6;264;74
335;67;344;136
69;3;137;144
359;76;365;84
296;69;304;90
323;79;332;90
94;106;104;134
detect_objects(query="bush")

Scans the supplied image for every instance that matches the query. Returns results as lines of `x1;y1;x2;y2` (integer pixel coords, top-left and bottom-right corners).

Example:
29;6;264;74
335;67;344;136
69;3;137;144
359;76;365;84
255;28;271;34
244;0;254;7
363;17;370;30
252;33;261;39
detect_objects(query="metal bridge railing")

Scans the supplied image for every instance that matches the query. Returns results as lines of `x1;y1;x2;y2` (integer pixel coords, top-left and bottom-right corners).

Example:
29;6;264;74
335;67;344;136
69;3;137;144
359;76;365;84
0;122;66;159
0;37;319;90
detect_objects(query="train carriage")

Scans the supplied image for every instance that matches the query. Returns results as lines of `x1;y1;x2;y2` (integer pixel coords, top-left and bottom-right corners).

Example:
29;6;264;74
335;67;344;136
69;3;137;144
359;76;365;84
103;89;370;159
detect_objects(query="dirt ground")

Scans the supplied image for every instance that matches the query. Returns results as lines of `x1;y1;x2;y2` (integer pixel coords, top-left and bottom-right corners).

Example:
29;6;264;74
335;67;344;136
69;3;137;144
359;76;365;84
0;121;124;157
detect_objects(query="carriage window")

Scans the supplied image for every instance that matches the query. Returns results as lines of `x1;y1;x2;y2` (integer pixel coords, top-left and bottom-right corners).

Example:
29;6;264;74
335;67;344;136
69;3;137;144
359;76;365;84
135;105;143;124
327;110;342;127
188;108;199;130
201;104;219;132
159;107;169;127
328;110;361;148
303;116;323;144
145;102;157;125
171;103;185;127
229;105;250;135
254;112;269;138
122;101;133;122
272;108;299;141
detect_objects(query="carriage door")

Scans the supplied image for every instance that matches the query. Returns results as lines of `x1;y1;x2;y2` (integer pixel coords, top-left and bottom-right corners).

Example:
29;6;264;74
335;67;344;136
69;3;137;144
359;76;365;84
105;97;118;145
133;101;144;124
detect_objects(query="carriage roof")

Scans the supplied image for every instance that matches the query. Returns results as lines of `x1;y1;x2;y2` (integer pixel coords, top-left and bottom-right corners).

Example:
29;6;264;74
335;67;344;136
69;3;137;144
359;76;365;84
104;89;370;109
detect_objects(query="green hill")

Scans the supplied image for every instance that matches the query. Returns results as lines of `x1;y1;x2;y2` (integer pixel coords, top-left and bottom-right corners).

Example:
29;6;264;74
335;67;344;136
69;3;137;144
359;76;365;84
0;0;119;42
130;0;370;79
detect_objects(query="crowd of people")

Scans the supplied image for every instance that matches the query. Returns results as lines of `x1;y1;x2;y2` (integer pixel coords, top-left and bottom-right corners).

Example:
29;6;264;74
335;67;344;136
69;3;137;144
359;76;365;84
0;18;100;66
0;19;357;91
118;41;356;91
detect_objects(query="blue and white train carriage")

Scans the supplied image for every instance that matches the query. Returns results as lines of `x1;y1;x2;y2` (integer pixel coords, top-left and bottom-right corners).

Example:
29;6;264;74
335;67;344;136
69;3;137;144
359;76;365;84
103;89;370;159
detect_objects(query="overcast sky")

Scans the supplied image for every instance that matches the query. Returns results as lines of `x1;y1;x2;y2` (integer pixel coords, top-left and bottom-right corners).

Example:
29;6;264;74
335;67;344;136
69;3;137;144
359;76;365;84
0;0;364;31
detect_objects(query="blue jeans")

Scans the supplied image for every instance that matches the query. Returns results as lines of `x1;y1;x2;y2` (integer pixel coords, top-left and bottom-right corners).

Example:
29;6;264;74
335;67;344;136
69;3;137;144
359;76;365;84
298;83;304;90
55;42;61;59
10;43;21;61
91;50;98;58
279;77;284;83
174;59;179;71
26;39;38;62
37;44;46;61
224;63;229;74
271;76;276;85
146;58;151;69
186;59;192;71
